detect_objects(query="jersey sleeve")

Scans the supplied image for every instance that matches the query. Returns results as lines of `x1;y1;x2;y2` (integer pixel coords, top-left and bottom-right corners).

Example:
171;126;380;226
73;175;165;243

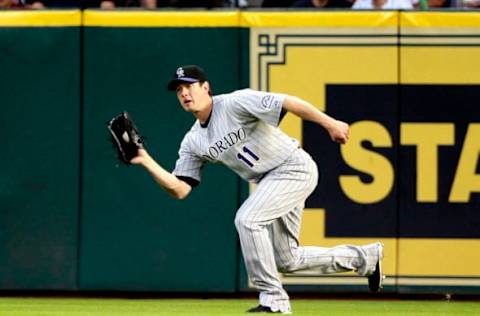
231;89;287;127
172;133;205;182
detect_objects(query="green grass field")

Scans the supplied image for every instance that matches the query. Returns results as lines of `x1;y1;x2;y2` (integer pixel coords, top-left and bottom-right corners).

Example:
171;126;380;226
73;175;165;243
1;297;479;316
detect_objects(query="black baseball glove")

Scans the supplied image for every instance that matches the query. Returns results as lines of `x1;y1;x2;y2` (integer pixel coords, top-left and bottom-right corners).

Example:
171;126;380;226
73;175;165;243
107;111;144;165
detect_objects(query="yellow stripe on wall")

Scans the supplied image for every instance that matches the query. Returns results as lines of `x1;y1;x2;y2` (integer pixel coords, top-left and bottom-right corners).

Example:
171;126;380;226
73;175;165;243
0;10;81;27
402;12;480;28
77;10;397;28
241;11;398;27
83;10;240;27
1;11;479;29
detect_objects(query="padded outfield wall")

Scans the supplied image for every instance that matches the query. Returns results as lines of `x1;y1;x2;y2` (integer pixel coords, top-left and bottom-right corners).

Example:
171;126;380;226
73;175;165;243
248;11;480;295
0;10;479;294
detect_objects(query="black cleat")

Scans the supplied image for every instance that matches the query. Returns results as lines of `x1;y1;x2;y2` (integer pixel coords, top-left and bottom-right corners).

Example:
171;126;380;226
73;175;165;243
368;242;385;292
246;305;290;314
247;305;275;313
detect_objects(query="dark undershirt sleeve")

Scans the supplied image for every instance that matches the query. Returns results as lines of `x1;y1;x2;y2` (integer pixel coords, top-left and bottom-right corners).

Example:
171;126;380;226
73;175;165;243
177;175;200;188
279;107;287;122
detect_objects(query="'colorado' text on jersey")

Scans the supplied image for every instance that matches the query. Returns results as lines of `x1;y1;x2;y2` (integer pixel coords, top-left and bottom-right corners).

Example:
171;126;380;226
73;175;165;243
173;89;299;183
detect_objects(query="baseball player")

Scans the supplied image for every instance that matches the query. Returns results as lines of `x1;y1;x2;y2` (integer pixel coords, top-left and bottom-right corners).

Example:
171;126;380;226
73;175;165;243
131;65;384;314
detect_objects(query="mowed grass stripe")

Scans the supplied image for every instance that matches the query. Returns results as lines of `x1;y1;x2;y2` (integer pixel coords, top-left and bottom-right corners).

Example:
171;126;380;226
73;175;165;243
0;298;479;315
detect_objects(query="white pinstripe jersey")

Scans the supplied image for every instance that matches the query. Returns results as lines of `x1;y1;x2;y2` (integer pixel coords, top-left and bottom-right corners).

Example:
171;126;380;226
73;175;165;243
172;89;299;183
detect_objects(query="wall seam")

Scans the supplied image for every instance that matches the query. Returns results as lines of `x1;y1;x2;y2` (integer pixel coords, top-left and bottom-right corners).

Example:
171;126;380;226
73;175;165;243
76;10;85;291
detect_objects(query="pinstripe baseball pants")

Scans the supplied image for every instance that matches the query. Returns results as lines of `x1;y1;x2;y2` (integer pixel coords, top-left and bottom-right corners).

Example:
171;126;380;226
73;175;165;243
235;148;381;313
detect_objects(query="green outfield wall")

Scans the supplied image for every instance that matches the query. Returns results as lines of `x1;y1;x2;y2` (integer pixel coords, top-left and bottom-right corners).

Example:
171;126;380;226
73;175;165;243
0;10;479;294
0;12;81;289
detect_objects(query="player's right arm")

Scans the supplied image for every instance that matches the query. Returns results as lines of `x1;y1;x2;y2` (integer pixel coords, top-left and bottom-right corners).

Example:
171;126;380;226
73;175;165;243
131;149;192;200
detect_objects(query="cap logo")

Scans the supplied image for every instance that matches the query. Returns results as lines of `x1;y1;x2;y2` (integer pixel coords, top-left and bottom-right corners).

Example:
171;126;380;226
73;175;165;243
176;67;185;78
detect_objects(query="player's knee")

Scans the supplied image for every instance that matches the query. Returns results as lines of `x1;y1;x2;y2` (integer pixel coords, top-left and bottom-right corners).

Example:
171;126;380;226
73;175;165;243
277;262;290;273
234;215;247;230
234;214;255;232
275;249;300;273
277;261;297;273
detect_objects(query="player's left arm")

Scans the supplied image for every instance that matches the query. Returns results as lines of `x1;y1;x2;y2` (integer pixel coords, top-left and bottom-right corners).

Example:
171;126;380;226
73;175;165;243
282;95;349;144
131;149;193;200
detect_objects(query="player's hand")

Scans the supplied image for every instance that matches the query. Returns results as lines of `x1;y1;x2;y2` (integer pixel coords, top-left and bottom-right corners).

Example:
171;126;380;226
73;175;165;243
130;148;152;166
328;119;349;144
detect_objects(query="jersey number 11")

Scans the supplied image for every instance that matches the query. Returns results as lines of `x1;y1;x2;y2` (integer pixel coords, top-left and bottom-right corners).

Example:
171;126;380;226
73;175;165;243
237;146;259;167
